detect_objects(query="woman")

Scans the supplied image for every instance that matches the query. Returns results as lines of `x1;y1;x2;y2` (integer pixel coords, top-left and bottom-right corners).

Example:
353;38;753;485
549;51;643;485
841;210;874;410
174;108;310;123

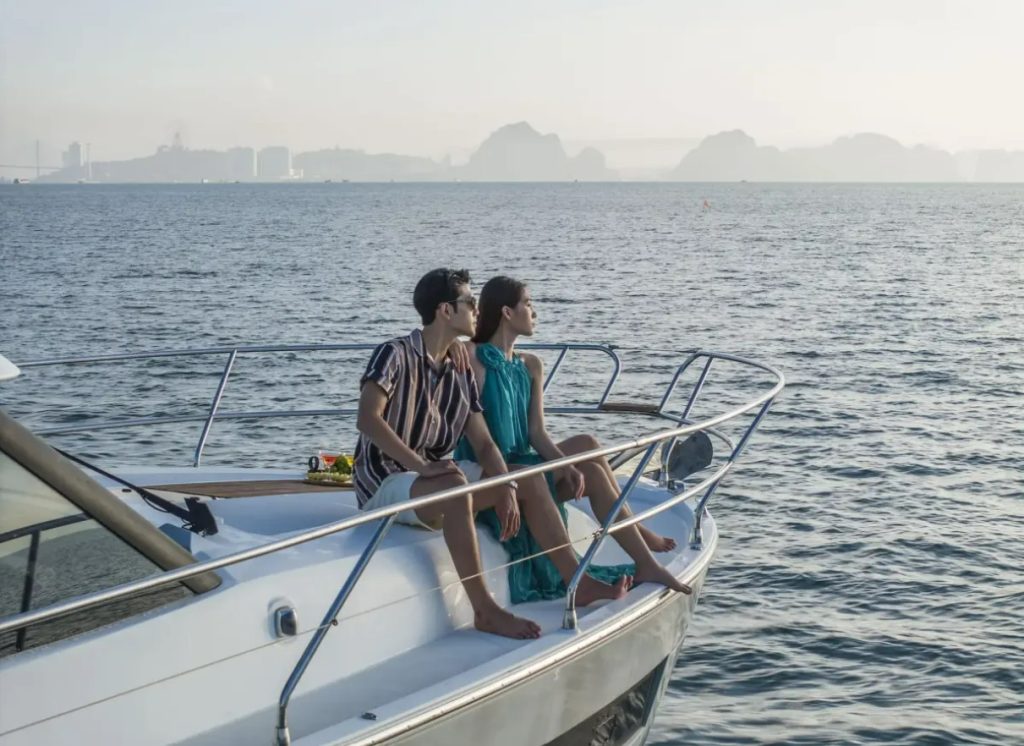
455;276;690;600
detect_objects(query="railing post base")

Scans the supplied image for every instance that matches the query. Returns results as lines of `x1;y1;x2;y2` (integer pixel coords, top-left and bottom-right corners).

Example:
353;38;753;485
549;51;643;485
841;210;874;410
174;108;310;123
275;515;395;745
562;608;578;631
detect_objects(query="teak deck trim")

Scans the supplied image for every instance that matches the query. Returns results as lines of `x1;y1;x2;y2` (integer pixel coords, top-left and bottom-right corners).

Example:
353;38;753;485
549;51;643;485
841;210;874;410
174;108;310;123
149;479;349;499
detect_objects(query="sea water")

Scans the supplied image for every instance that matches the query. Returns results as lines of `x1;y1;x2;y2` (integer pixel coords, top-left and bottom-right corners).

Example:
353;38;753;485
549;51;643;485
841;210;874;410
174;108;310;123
1;182;1022;744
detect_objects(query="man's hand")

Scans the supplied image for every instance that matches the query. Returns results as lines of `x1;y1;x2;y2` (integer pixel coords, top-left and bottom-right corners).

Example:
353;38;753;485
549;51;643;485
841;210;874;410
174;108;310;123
449;340;471;373
494;484;521;541
414;460;463;479
558;465;585;500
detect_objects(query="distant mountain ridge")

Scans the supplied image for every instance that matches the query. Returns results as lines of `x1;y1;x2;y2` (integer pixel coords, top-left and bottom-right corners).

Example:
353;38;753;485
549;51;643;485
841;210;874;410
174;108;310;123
668;130;1021;182
458;122;614;181
32;123;1024;183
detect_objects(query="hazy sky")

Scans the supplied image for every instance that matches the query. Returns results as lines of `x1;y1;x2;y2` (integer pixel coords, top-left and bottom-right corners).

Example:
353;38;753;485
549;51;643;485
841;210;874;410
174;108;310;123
2;0;1023;170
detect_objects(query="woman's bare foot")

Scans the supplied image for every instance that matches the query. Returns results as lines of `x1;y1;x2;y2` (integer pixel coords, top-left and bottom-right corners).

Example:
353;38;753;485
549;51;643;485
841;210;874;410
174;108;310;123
475;606;542;639
633;561;692;594
575;574;632;607
639;525;677;553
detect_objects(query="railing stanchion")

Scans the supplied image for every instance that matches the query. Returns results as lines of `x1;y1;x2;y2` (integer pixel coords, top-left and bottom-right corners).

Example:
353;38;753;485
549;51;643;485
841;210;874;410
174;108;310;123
597;348;621;407
276;514;396;746
659;356;714;484
543;347;568;392
679;357;714;422
691;398;774;549
563;442;661;631
15;531;41;652
656;351;701;414
193;349;238;467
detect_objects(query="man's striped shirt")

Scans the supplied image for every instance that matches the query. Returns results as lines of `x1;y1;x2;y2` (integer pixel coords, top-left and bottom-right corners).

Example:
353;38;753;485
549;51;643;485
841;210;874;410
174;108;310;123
353;329;483;506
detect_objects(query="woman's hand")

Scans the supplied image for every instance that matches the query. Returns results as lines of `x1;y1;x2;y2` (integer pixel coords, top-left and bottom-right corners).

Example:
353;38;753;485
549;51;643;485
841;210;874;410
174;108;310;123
449;340;471;372
558;465;585;500
494;483;521;540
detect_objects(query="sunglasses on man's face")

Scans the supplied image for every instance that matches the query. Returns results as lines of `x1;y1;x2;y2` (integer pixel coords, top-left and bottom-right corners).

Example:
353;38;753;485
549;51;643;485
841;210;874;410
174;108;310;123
448;296;478;312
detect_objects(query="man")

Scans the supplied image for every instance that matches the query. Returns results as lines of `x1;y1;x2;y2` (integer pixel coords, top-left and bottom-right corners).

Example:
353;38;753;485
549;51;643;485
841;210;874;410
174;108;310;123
354;268;628;640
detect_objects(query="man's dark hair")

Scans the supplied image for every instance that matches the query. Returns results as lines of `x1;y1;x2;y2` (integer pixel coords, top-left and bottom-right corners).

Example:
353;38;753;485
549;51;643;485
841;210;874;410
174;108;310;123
413;268;471;325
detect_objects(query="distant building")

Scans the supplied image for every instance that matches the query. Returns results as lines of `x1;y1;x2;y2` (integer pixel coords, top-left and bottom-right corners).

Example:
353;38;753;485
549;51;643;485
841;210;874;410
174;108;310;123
258;147;291;180
63;141;84;169
226;147;256;180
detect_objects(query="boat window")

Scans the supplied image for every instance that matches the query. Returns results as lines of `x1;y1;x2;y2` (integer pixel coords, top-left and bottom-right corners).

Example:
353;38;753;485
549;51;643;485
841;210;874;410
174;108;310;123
0;451;190;659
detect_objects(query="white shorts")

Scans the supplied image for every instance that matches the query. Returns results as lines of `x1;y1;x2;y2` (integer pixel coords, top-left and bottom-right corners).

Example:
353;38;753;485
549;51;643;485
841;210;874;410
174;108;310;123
361;461;484;531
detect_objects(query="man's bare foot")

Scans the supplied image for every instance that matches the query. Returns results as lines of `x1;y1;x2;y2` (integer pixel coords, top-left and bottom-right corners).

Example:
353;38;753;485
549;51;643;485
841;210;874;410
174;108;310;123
475;606;542;640
639;525;677;553
575;574;632;607
633;561;692;594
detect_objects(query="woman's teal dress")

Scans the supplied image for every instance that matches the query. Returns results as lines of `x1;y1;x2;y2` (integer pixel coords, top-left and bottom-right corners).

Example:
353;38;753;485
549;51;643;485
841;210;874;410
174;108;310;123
454;343;633;603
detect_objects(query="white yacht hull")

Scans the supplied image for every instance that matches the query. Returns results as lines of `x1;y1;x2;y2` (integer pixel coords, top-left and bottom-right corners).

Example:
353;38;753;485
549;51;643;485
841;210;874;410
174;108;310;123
333;571;708;746
1;471;717;746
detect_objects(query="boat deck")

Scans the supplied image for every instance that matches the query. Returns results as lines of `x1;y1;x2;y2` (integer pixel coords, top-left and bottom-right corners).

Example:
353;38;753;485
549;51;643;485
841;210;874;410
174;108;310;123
135;467;708;743
1;467;712;746
160;471;707;746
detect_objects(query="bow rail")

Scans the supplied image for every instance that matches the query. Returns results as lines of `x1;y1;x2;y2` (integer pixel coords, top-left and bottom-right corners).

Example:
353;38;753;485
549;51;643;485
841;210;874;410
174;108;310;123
16;343;621;467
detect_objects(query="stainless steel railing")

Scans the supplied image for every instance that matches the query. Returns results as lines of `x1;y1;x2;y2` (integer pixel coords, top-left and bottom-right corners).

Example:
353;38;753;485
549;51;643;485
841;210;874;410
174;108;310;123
4;343;784;745
15;342;621;467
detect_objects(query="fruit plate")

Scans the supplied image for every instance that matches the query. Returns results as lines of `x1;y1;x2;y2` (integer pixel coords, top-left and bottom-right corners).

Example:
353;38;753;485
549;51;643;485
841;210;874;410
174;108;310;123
303;472;354;487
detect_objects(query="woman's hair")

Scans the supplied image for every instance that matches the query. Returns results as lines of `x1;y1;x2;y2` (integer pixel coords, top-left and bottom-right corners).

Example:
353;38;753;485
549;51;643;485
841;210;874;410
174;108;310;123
472;276;526;344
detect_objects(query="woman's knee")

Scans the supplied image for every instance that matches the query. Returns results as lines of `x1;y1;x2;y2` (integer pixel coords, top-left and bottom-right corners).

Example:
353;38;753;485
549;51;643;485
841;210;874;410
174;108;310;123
564;433;600;453
514;473;550;503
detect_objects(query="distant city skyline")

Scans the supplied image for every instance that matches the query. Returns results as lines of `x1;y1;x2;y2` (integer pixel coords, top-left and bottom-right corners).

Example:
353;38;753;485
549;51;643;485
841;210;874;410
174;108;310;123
4;130;701;177
21;122;1024;183
12;122;1024;181
3;1;1023;179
